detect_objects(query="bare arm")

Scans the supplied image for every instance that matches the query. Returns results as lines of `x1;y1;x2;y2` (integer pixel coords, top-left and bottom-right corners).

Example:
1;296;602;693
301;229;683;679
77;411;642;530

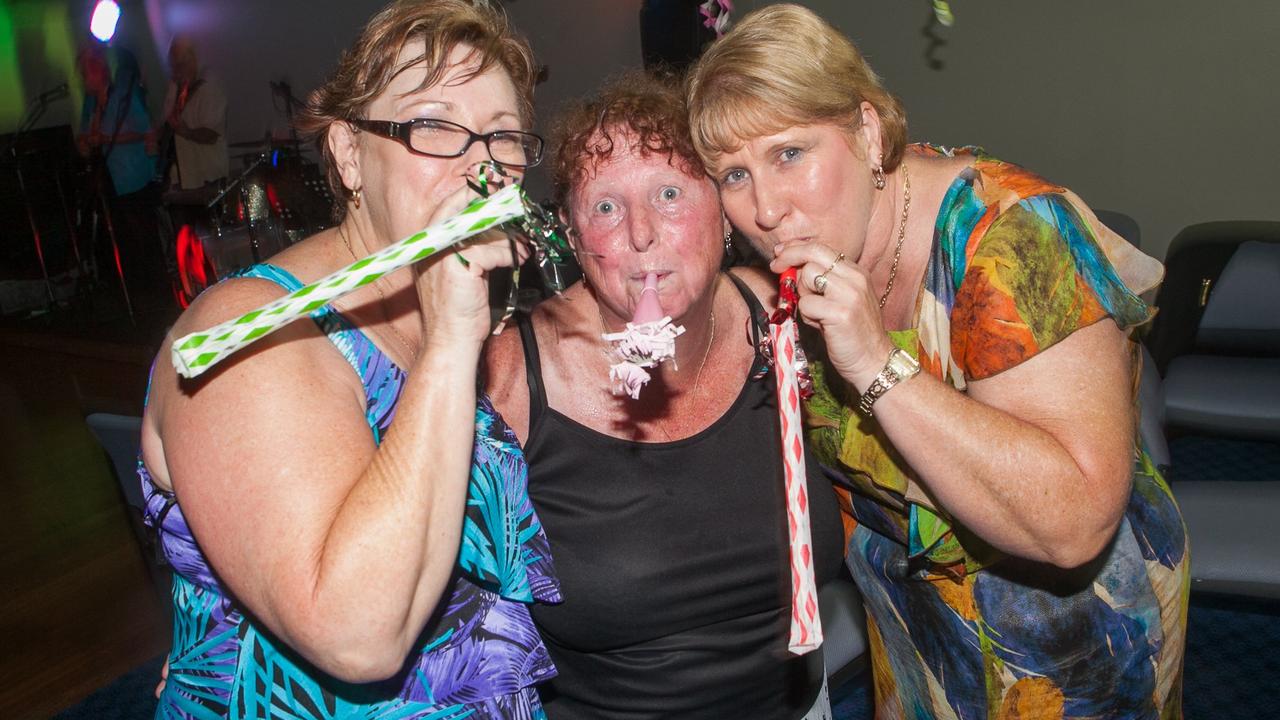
850;320;1135;567
145;238;518;682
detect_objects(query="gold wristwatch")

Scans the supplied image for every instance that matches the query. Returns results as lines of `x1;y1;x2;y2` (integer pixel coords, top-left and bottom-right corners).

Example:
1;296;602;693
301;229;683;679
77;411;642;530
857;348;920;416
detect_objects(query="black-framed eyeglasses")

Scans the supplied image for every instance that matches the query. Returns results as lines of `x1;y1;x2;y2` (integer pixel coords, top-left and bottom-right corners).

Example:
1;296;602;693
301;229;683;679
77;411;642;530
349;118;544;168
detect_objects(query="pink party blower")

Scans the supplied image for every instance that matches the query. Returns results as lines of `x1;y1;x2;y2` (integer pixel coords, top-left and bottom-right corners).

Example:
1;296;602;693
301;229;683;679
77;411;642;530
633;273;665;324
602;272;686;399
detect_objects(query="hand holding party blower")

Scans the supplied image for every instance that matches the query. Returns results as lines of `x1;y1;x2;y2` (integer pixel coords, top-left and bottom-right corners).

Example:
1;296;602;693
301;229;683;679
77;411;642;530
171;182;572;378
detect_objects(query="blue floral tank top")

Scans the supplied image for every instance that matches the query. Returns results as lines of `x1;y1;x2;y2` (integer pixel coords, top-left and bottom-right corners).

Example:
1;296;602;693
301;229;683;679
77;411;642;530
141;263;561;719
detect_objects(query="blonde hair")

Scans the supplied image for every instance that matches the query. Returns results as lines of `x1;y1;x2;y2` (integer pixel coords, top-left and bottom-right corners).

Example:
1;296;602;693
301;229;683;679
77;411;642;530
295;0;536;219
686;3;907;173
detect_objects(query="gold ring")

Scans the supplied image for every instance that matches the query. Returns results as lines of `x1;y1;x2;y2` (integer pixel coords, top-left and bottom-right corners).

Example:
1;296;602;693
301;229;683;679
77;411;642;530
814;272;830;295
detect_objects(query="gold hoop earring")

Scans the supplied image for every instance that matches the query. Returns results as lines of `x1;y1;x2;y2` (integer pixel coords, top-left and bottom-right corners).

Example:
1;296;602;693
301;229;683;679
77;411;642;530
352;187;362;210
872;166;886;190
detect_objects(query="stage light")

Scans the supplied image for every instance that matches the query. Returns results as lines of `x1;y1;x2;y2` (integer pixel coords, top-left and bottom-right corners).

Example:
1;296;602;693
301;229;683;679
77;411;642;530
90;1;120;43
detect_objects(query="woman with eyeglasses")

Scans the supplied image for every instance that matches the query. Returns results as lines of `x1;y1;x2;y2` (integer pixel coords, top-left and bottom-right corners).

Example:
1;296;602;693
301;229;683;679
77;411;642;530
139;2;561;717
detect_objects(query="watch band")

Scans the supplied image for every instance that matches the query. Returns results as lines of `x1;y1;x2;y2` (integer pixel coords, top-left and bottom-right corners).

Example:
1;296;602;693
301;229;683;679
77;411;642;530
857;348;920;416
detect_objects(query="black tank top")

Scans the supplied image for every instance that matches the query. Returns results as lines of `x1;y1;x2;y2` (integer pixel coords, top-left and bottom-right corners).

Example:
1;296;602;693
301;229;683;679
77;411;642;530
519;275;845;719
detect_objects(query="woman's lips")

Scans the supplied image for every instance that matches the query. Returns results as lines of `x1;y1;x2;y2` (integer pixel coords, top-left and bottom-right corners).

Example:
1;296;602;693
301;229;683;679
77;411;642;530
630;270;671;281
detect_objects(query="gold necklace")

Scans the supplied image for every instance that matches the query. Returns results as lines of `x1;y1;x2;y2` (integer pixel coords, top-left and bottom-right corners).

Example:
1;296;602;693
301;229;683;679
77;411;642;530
877;162;911;309
680;277;719;393
690;309;716;393
338;224;418;362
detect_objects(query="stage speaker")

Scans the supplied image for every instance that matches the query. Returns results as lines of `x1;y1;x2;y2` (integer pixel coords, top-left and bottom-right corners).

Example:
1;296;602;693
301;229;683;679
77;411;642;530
0;125;78;281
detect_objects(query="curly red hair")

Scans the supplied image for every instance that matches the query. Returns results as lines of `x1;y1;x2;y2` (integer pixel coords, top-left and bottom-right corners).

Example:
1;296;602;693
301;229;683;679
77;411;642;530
551;71;704;216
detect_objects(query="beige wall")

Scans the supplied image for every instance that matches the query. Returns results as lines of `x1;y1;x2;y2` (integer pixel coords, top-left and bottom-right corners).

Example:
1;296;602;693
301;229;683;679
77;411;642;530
18;1;1274;258
129;0;645;200
731;0;1280;259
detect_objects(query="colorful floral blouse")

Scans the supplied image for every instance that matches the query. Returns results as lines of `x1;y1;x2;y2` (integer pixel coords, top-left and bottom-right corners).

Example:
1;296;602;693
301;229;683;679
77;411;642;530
142;264;561;720
806;146;1188;719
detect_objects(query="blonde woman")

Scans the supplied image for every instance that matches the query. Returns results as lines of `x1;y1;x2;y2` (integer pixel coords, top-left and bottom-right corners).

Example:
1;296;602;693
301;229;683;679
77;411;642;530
687;5;1187;717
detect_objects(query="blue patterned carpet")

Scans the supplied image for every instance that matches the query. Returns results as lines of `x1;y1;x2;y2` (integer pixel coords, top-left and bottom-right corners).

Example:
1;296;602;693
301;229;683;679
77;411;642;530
54;656;163;720
1182;594;1280;718
1170;435;1280;483
831;672;873;718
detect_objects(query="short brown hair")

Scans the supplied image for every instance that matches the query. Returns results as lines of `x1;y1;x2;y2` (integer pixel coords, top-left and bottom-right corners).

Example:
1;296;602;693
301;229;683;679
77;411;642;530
686;3;908;174
551;71;703;215
295;0;536;219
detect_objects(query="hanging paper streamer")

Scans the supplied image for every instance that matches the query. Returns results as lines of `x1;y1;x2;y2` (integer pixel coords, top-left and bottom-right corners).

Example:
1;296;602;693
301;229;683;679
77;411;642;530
602;272;685;399
171;184;528;378
770;268;822;655
699;0;733;36
468;164;577;334
932;0;955;27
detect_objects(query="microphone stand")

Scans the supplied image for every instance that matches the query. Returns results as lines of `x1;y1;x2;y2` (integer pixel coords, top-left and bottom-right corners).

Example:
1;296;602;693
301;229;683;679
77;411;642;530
5;95;59;313
84;77;142;324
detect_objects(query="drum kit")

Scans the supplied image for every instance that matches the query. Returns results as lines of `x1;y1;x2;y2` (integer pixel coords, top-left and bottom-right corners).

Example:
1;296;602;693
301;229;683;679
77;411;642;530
164;132;334;306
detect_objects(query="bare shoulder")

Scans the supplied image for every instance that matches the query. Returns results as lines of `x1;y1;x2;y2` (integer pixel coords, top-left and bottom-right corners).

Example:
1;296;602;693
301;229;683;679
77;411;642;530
727;266;779;313
912;149;975;188
146;240;363;445
483;323;527;407
167;232;339;339
483;321;531;443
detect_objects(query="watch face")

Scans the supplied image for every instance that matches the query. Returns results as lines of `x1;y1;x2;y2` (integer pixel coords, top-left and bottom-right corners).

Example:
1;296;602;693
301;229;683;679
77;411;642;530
887;349;920;379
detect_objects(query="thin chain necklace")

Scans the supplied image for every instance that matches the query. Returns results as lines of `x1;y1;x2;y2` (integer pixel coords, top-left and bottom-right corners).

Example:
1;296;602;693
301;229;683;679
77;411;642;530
877;162;911;309
683;274;719;393
338;224;418;363
691;309;716;393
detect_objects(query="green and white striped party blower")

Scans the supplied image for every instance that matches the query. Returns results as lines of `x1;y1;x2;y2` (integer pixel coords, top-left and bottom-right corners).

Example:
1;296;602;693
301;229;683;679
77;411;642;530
171;184;526;378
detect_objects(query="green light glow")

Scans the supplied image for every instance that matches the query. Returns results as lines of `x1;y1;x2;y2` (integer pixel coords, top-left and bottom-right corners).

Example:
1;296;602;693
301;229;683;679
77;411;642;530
0;1;81;133
0;3;24;130
41;2;79;127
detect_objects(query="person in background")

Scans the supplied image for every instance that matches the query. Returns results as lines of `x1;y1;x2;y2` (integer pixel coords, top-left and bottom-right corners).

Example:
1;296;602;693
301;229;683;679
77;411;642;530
484;72;845;719
75;41;160;286
153;34;227;192
687;4;1188;717
141;2;559;717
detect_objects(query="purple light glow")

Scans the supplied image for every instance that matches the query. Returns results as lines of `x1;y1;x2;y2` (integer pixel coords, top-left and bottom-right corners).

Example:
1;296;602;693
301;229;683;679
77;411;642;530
90;1;121;42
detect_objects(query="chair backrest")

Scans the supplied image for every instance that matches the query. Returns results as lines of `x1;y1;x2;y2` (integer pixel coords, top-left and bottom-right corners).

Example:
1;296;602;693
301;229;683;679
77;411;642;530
1137;344;1171;472
1094;209;1141;250
817;571;867;685
85;412;143;511
1144;221;1280;373
1197;240;1280;355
